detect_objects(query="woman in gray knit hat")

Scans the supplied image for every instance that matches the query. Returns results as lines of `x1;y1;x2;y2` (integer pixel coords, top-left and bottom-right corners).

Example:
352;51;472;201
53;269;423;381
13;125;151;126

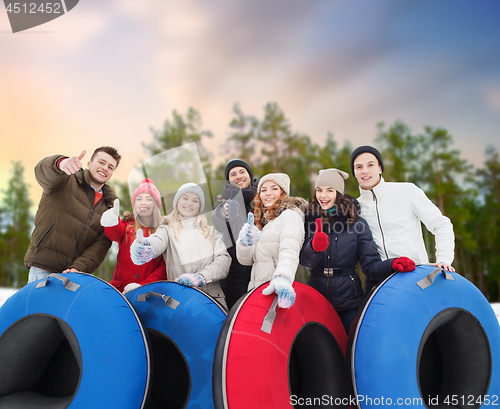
299;168;415;334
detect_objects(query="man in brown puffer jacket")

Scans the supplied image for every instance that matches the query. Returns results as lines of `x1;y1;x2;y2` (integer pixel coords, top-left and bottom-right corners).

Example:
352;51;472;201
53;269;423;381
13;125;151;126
25;146;121;283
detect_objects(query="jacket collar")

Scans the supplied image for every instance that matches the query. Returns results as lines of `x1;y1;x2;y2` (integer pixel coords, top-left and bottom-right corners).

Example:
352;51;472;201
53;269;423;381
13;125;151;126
359;176;386;198
76;169;116;205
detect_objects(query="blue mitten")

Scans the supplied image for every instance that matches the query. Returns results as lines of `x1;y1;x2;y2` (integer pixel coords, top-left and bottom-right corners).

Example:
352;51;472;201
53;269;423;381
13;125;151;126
262;275;296;309
176;273;206;287
130;229;155;265
238;213;262;247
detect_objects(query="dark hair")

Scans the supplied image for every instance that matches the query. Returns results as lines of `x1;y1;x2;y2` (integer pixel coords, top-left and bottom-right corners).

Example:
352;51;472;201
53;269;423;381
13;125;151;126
91;146;121;167
307;192;358;227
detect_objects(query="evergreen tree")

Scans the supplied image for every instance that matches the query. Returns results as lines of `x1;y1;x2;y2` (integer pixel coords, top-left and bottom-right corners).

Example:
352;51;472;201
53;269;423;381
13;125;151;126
226;103;258;164
257;102;293;174
0;162;33;287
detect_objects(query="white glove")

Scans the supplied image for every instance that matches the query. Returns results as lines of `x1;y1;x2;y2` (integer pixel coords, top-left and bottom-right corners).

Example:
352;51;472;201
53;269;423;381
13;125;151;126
262;276;296;309
101;198;120;227
123;282;141;294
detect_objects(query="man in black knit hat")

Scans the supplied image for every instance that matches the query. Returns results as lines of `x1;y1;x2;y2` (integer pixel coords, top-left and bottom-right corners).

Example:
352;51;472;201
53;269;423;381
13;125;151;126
212;159;259;309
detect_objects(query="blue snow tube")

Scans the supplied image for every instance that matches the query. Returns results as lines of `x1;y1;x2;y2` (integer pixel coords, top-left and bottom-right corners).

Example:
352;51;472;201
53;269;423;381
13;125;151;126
0;273;150;409
126;281;227;409
349;265;500;408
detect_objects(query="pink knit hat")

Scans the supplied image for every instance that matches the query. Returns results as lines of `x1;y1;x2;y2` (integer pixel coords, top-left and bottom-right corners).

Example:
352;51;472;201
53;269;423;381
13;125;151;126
132;178;161;209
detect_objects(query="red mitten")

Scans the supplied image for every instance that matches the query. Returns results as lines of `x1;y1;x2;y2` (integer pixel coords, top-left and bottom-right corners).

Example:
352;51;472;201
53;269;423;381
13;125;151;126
392;257;416;272
312;218;329;252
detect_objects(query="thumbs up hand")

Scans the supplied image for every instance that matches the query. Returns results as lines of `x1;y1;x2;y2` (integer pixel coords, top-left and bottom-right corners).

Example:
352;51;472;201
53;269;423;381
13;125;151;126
130;229;155;265
311;218;329;252
101;198;120;227
220;189;240;220
60;150;86;175
238;212;262;247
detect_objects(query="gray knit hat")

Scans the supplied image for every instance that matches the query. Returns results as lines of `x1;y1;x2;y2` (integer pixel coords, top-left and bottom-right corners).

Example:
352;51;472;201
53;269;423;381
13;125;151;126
257;173;290;196
315;168;349;194
173;183;205;212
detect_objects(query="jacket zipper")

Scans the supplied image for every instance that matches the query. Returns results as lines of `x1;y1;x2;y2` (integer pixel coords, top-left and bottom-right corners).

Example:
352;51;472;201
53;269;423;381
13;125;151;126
349;275;358;296
372;190;389;259
76;208;94;248
326;220;332;300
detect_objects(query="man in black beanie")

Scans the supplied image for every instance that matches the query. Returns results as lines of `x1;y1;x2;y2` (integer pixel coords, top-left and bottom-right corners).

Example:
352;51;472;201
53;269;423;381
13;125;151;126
212;159;259;309
350;145;455;274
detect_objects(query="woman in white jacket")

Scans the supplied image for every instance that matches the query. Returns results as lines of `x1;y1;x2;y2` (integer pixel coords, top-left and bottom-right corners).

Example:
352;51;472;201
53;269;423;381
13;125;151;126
130;183;231;308
237;173;307;309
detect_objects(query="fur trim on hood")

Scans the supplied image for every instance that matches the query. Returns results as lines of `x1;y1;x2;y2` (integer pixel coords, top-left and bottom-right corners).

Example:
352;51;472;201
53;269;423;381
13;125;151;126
264;196;308;225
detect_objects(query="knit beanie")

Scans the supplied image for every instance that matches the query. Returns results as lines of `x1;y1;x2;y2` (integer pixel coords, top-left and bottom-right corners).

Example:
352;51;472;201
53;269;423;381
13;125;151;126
350;145;384;176
132;178;162;209
257;173;290;196
315;169;349;194
225;159;253;181
173;183;205;212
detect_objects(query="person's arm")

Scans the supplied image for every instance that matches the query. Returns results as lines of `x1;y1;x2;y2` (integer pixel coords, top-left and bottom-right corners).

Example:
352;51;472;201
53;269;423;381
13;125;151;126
236;236;256;266
273;210;305;283
299;218;327;269
143;225;170;258
197;229;231;283
68;231;112;273
34;155;71;194
410;185;455;267
103;218;127;242
357;217;395;282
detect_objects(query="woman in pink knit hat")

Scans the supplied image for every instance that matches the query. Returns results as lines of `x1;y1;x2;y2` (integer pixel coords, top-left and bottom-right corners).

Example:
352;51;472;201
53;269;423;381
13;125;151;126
100;178;167;293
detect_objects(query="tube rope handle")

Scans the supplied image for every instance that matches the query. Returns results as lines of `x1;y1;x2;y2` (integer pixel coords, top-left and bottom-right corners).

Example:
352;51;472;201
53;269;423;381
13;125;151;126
35;273;81;292
416;268;454;289
136;291;180;310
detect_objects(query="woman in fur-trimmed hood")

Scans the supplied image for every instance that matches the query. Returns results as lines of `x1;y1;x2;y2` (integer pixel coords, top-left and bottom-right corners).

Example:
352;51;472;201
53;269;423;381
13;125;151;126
236;173;308;309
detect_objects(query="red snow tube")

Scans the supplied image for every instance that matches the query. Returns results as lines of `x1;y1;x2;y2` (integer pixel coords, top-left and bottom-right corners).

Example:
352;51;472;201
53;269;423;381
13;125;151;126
213;282;349;409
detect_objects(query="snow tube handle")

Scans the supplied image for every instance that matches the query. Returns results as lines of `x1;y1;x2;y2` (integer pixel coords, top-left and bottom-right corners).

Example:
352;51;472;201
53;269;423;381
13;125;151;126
261;296;279;334
416;268;454;289
35;273;81;292
137;291;180;310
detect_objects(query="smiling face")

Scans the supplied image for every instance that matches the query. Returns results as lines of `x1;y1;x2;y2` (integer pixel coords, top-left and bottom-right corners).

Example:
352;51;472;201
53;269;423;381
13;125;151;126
259;181;283;208
87;152;117;189
353;152;382;190
134;193;155;218
177;192;201;217
316;186;337;210
228;166;251;189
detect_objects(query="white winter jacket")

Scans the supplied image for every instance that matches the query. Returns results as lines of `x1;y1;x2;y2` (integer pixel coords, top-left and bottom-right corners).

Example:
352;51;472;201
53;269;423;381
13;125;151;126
146;216;231;306
236;197;307;289
357;177;455;265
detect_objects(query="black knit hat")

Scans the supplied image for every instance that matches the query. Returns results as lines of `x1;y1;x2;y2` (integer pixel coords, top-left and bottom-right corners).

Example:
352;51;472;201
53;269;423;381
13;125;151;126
225;159;253;181
350;146;384;176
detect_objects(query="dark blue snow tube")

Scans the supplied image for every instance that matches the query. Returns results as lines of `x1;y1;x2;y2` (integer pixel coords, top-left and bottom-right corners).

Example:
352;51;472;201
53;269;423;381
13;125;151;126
349;265;500;408
0;273;150;409
126;281;227;409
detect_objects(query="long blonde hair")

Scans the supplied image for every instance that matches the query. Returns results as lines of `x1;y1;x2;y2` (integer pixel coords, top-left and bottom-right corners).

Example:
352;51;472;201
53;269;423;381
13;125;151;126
123;203;162;242
166;208;215;248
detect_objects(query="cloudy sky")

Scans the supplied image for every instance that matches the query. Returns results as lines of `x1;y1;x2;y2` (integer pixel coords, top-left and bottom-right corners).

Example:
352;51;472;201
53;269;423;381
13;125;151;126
1;0;499;205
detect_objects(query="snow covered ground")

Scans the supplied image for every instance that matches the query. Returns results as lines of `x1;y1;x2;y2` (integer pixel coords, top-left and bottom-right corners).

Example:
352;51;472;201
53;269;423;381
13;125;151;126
0;287;18;307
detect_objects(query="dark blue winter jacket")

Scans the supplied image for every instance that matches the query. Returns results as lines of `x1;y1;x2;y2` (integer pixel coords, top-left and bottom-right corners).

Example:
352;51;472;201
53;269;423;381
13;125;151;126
300;210;394;311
